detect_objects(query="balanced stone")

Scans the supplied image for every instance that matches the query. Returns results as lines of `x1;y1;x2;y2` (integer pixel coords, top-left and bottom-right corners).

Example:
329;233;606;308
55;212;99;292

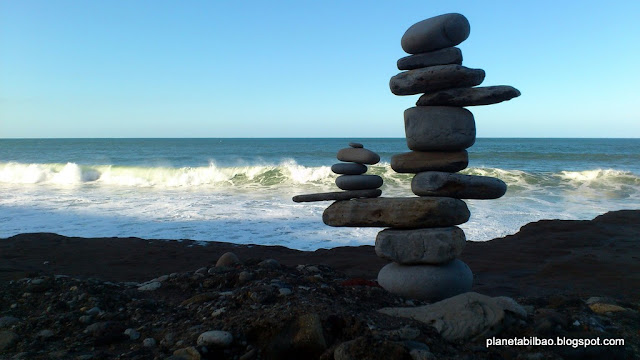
375;227;466;264
397;47;462;71
401;13;470;54
416;85;521;106
322;197;470;228
404;106;475;151
335;175;383;190
390;65;485;96
348;142;363;148
337;147;380;165
331;162;367;175
377;259;473;301
292;189;381;203
412;171;507;199
391;150;468;173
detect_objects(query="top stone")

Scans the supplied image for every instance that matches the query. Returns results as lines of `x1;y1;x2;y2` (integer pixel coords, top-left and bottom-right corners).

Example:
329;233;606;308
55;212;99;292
348;142;364;148
401;13;470;54
337;147;380;165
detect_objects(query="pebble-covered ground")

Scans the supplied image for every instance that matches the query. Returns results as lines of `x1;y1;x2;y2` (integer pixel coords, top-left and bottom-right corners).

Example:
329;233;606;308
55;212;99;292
1;257;638;360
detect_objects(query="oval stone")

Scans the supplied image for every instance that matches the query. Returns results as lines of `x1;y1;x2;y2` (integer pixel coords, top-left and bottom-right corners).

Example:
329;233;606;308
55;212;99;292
391;151;468;173
375;227;466;265
401;13;471;54
322;197;470;228
292;189;381;203
404;107;476;151
335;175;383;190
377;259;473;301
397;47;462;71
331;162;367;175
416;85;521;107
336;147;380;165
348;142;363;148
412;172;507;199
390;65;485;96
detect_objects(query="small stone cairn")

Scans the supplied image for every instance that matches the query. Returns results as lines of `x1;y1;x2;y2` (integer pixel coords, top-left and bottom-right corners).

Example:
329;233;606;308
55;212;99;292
292;142;383;203
295;13;520;302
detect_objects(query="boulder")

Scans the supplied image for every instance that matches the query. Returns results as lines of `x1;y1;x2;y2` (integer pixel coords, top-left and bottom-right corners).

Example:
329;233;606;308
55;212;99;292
397;47;462;70
416;85;521;106
401;13;471;54
336;147;380;165
375;227;466;264
335;175;383;190
292;189;381;203
404;107;475;151
331;162;367;175
323;197;469;228
390;65;485;96
377;260;473;301
391;151;468;173
412;172;507;199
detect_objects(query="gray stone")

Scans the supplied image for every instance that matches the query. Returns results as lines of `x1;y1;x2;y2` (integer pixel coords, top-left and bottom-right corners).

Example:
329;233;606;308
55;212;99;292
391;151;468;173
390;65;484;96
412;172;507;199
335;174;383;190
404;106;475;151
336;147;380;165
216;252;240;267
375;227;466;264
0;330;19;351
348;142;363;148
292;189;381;203
401;13;471;54
323;197;469;228
36;329;54;339
379;292;527;342
0;316;20;328
124;328;140;340
331;162;367;175
377;260;472;301
397;47;462;70
137;281;161;291
197;330;233;347
416;85;521;106
142;337;156;347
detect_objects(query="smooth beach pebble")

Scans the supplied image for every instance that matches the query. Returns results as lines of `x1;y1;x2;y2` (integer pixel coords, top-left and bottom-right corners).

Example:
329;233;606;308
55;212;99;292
336;147;380;165
416;85;521;107
348;142;364;148
335;174;383;190
216;252;240;267
390;65;485;96
197;330;233;347
404;106;476;151
391;150;469;173
412;171;507;199
331;162;367;175
397;47;462;70
292;189;382;203
401;13;471;54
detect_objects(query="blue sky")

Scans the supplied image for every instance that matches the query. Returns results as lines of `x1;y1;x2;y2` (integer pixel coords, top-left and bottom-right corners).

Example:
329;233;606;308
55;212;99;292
1;1;639;138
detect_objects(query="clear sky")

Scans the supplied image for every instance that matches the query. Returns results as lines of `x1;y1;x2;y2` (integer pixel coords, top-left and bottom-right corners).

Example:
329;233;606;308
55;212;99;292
1;0;639;138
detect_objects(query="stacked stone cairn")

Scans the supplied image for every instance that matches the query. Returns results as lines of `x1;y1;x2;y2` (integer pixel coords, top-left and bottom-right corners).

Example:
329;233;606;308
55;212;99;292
292;142;383;203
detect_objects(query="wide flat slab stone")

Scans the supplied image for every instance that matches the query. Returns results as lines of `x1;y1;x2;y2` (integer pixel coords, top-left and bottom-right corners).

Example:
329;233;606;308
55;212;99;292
322;197;469;228
405;107;476;151
375;227;466;265
397;47;462;70
331;163;367;175
416;85;521;106
401;13;470;54
292;189;381;203
412;172;507;199
336;147;380;165
391;151;468;173
335;174;383;190
390;65;485;96
377;259;472;301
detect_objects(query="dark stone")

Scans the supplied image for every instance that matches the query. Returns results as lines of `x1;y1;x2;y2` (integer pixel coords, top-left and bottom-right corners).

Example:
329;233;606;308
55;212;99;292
331;163;367;175
390;65;485;96
416;85;521;106
348;142;363;148
292;189;381;203
391;151;468;173
401;13;471;54
404;106;475;151
336;147;380;165
397;47;462;70
375;227;466;264
411;172;507;199
335;175;383;190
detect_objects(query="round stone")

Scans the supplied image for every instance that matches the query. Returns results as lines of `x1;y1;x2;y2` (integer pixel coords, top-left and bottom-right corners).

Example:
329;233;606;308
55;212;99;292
416;86;521;107
412;172;507;199
397;47;462;71
404;106;475;151
391;151;468;173
377;259;473;301
197;330;233;348
335;175;383;190
331;162;367;175
401;13;471;54
216;252;240;267
292;189;381;203
348;142;364;148
390;65;485;96
375;227;466;264
336;147;380;165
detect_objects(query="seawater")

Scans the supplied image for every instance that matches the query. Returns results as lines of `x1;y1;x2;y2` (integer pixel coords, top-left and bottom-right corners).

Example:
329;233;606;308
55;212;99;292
1;138;639;250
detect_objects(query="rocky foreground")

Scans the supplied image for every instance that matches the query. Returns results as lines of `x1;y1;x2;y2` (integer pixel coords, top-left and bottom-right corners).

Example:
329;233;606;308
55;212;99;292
1;210;639;359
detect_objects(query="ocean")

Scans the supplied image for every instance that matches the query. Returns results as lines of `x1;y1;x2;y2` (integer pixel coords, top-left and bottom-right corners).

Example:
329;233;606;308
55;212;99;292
1;138;639;250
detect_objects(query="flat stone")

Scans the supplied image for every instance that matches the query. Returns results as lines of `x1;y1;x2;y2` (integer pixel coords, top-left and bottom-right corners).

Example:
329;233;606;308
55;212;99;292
379;292;527;342
292;189;381;202
337;147;380;165
390;65;485;96
322;197;470;228
377;259;472;301
331;162;367;175
401;13;470;54
335;175;383;190
216;252;240;267
416;85;521;106
348;142;363;148
197;330;233;348
375;227;466;264
404;107;475;151
397;47;462;70
412;172;507;199
391;151;468;173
